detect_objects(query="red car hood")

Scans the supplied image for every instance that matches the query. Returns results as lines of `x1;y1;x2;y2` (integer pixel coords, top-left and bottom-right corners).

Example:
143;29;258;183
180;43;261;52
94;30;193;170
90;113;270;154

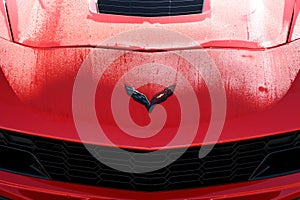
6;0;295;49
0;0;299;150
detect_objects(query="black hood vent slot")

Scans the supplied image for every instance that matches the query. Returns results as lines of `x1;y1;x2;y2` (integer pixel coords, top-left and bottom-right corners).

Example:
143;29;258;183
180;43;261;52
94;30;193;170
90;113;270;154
97;0;204;17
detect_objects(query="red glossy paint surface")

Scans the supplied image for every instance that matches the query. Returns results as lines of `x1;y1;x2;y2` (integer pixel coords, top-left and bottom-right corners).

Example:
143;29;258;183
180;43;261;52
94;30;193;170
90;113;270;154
1;1;300;198
0;1;11;41
291;0;300;41
5;0;295;49
0;36;299;149
1;170;300;199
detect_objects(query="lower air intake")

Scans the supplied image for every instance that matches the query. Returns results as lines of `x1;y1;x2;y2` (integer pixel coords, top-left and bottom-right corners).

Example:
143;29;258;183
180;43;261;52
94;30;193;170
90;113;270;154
97;0;204;17
1;129;300;192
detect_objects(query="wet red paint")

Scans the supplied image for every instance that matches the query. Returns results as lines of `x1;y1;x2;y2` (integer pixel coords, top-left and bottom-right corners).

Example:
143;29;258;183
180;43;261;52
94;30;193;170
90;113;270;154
4;0;296;49
0;1;300;198
0;37;299;148
290;0;300;41
0;1;11;40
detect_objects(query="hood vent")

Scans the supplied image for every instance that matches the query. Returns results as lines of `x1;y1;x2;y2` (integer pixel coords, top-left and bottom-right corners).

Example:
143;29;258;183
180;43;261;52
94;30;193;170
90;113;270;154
97;0;204;17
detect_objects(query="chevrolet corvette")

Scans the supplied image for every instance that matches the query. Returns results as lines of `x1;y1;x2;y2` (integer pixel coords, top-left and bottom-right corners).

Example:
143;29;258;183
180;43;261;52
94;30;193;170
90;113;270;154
0;0;300;199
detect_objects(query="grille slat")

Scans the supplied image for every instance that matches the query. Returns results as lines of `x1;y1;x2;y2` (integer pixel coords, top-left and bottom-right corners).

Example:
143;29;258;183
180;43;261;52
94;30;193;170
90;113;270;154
0;129;300;192
97;0;204;17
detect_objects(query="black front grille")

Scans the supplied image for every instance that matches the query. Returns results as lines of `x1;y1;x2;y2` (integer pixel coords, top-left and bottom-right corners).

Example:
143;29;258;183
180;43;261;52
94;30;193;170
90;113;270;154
0;129;300;192
97;0;204;17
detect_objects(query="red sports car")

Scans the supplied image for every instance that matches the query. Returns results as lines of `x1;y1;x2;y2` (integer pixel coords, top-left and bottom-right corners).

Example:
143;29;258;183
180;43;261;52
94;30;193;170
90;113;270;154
0;0;300;199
